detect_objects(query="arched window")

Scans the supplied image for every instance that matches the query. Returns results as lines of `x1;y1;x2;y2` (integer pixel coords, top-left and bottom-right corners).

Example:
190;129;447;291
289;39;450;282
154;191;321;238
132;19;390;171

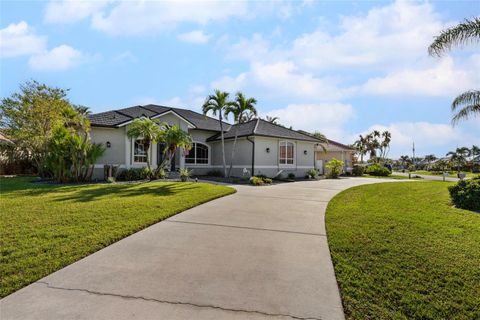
185;142;209;164
279;141;294;165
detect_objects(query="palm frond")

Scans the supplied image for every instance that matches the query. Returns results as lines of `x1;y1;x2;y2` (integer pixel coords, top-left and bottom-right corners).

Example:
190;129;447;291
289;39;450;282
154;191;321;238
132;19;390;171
451;90;480;125
429;17;480;56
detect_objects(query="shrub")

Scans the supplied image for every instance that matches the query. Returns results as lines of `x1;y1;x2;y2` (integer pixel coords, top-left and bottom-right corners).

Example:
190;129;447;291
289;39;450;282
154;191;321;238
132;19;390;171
448;177;480;211
250;176;272;186
352;165;365;176
326;158;344;178
366;164;391;176
206;170;223;177
287;172;296;180
116;168;149;181
153;167;166;179
179;168;191;182
307;168;318;179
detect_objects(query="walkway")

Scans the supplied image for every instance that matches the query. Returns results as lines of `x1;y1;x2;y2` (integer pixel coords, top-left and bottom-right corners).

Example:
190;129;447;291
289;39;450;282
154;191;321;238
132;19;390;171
1;177;393;320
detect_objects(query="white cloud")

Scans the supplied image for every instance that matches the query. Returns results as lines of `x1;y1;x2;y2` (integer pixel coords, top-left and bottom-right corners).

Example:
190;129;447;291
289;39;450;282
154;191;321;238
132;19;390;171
353;122;475;157
211;61;347;102
0;21;46;58
177;30;211;44
29;45;86;71
260;103;355;140
44;0;109;24
112;51;137;63
91;1;248;35
359;57;479;96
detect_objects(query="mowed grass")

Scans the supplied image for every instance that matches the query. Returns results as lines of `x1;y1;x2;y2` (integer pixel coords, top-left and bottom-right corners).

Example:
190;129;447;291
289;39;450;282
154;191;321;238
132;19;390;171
0;177;235;297
413;170;479;178
326;182;480;320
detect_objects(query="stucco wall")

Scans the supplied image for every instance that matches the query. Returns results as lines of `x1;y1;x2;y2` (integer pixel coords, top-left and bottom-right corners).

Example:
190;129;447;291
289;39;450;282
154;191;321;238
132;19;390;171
90;127;126;165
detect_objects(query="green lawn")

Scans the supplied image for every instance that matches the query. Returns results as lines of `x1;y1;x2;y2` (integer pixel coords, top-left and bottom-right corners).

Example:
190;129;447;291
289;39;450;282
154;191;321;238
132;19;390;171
360;174;419;180
326;182;480;320
398;170;480;178
0;177;235;297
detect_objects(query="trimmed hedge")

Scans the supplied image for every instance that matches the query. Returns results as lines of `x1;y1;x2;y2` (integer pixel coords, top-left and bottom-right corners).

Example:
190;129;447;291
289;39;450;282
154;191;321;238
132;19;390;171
366;164;391;176
448;177;480;211
352;165;365;176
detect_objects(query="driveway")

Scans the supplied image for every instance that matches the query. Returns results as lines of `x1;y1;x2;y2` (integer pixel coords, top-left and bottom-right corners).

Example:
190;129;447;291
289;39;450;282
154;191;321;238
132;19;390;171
1;177;393;320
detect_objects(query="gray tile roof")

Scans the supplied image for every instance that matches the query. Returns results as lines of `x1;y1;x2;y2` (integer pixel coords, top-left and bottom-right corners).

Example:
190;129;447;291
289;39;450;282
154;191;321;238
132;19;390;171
89;104;230;131
207;119;322;142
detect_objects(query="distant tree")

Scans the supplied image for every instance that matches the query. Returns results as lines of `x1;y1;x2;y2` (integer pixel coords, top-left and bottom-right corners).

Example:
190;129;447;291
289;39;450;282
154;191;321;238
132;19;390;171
353;135;368;163
265;116;279;124
202;90;234;177
127;118;163;178
429;17;480;124
224;92;257;177
312;131;328;153
447;147;471;172
399;155;411;168
424;154;437;169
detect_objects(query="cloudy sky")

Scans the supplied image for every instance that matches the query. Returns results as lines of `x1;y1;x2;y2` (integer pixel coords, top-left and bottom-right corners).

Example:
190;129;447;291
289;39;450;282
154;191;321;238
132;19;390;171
1;0;479;158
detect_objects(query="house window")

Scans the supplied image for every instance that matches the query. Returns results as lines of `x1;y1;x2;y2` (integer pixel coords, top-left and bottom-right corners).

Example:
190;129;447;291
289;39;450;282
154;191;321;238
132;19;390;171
279;141;294;165
185;142;209;165
134;139;147;163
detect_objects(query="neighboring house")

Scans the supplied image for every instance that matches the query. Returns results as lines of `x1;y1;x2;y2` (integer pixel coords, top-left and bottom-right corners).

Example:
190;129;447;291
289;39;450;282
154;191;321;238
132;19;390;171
314;139;356;174
88;104;354;178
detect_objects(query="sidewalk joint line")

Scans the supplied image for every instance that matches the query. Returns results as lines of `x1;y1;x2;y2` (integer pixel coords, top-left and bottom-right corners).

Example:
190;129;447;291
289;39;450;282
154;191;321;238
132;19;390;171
166;220;326;237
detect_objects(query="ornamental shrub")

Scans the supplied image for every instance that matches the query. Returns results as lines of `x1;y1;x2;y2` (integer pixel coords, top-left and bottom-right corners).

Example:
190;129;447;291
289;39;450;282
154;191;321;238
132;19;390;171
250;176;272;186
448;177;480;211
366;164;391;176
307;168;318;179
287;172;296;180
352;165;365;176
326;158;344;178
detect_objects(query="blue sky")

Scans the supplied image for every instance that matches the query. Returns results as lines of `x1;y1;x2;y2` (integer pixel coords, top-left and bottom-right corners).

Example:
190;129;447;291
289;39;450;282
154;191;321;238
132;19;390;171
1;0;479;158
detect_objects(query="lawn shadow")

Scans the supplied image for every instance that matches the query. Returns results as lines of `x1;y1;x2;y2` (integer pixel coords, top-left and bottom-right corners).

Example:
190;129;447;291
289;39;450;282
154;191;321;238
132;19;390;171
51;182;201;203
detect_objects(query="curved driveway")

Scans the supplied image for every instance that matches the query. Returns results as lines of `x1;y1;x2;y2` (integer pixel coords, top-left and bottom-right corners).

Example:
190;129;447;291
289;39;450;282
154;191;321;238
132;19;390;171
1;177;393;320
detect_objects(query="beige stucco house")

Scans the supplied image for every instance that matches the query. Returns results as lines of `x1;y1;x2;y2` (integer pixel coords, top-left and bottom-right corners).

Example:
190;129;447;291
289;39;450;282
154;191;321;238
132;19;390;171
89;104;355;179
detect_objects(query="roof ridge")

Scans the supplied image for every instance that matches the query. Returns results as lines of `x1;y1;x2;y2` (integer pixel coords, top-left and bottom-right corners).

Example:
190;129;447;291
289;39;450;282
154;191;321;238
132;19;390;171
114;110;133;119
138;105;161;115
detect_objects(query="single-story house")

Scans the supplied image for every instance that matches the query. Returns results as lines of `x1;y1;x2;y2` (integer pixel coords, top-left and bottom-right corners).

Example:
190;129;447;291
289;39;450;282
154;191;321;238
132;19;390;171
88;104;355;179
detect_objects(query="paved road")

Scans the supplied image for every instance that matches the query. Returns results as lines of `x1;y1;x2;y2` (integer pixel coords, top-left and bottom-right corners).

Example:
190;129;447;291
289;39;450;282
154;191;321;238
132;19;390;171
1;177;393;320
393;171;460;182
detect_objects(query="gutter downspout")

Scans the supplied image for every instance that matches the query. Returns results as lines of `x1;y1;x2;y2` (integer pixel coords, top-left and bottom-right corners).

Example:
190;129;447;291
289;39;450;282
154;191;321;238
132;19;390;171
246;136;255;176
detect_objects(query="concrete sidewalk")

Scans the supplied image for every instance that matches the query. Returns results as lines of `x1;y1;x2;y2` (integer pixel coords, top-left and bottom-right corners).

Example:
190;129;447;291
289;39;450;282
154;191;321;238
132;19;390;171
1;177;392;320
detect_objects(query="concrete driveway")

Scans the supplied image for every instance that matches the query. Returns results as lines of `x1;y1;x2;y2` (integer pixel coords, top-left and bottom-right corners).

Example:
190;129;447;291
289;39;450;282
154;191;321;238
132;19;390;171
1;177;393;320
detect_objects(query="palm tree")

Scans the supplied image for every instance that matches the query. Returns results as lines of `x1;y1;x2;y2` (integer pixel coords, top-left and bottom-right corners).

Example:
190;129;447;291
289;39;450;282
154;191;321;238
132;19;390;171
224;92;257;177
399;155;410;169
157;124;192;175
265;116;279;124
202;89;234;177
429;17;480;124
379;130;392;162
312;131;328;153
446;147;471;172
353;135;368;163
424;154;437;170
127;117;163;178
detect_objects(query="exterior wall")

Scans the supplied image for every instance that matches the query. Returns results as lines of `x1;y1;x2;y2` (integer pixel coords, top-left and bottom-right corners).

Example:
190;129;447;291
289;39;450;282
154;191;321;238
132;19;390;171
90;127;126;165
253;136;316;178
315;150;355;174
188;137;254;177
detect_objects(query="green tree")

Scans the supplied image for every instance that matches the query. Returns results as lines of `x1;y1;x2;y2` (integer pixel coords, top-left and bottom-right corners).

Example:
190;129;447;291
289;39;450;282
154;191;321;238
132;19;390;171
429;17;480;124
353;135;368;163
0;81;77;176
447;147;471;172
202;90;234;177
424;154;437;169
224;92;257;177
126;118;163;178
265;115;279;124
157;124;192;176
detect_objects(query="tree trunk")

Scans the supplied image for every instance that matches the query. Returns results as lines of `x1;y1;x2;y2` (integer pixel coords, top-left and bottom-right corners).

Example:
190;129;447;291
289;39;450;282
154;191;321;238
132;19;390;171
219;115;227;177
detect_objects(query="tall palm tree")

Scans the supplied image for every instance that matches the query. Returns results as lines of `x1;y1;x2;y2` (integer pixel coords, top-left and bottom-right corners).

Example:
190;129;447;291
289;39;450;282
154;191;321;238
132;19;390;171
399;155;410;169
158;124;192;175
353;135;368;163
127;117;163;178
224;92;257;177
429;17;480;124
202;89;234;177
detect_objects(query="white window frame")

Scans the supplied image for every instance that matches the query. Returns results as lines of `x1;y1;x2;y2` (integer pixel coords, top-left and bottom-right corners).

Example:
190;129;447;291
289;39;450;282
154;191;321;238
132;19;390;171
185;142;211;166
279;140;295;166
132;138;148;164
